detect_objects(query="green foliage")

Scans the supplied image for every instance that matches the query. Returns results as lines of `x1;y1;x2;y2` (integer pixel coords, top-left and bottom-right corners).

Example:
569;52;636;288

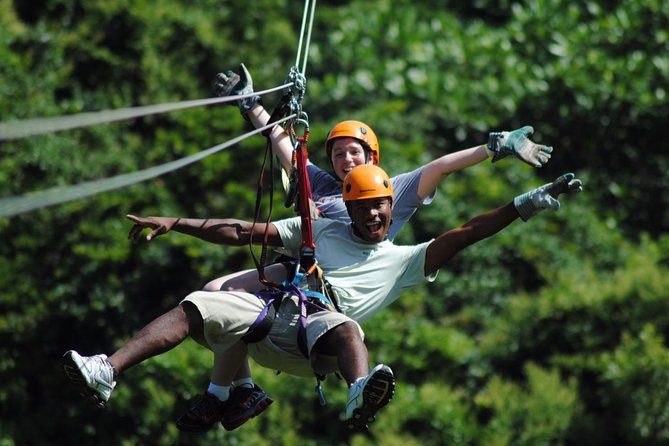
600;325;669;444
1;0;668;445
475;363;580;446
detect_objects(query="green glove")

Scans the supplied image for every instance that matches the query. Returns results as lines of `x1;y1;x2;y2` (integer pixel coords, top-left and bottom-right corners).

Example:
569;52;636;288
213;63;261;114
488;125;553;168
514;172;583;221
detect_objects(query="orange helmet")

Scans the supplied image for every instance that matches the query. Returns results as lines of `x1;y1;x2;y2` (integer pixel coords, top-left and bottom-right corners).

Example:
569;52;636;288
325;120;380;165
342;165;393;202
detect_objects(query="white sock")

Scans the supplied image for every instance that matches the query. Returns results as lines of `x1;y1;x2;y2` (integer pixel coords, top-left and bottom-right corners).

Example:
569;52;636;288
232;377;254;389
207;382;230;401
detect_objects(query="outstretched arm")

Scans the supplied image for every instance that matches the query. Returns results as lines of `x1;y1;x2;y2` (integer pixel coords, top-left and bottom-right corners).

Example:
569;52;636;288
417;126;554;200
423;202;519;275
213;64;294;173
423;173;582;275
417;145;489;199
126;215;283;247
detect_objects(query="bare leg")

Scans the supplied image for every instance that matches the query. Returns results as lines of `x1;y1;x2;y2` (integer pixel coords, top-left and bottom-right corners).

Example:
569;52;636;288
108;302;203;376
172;305;272;433
312;322;369;385
202;263;289;292
203;268;258;292
232;356;253;381
317;323;394;430
211;342;249;386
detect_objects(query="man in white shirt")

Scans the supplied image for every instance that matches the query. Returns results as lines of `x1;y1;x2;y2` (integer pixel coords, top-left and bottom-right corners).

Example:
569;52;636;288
63;165;581;431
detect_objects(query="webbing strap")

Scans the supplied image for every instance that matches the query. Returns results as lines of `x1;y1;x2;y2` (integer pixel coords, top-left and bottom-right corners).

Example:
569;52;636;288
294;132;316;270
278;282;309;358
241;291;284;344
288;263;337;310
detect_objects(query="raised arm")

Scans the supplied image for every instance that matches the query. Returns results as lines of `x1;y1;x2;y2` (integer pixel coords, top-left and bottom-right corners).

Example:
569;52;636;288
245;105;293;172
213;64;294;173
417;145;489;199
126;215;283;247
423;173;582;275
423;202;518;275
417;126;555;200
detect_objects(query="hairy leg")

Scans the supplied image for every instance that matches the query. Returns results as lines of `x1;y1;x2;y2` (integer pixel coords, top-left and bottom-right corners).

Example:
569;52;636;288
108;302;203;376
312;322;369;384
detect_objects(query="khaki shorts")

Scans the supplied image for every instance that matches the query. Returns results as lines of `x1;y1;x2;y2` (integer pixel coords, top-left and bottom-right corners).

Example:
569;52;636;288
182;290;364;377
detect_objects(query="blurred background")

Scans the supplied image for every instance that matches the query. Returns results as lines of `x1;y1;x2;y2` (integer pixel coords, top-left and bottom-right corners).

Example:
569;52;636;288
1;0;668;445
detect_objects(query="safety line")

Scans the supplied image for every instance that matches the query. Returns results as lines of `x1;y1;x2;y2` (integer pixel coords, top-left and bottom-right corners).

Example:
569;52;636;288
302;0;317;75
0;115;295;218
295;0;317;76
0;1;318;218
294;0;310;71
0;84;291;141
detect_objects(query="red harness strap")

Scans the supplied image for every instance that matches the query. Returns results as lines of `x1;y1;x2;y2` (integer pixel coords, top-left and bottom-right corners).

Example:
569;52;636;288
294;129;316;269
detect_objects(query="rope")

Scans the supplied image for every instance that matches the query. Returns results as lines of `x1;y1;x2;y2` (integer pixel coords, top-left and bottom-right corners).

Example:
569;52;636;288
301;0;317;75
0;115;295;218
287;0;315;122
0;85;290;141
295;0;317;75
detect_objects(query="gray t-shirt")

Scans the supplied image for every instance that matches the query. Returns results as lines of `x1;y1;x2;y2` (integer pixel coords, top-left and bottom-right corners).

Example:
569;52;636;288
307;162;434;241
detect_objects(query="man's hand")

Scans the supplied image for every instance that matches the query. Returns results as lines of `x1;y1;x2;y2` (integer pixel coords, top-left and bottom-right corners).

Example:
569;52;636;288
488;125;553;168
514;173;583;221
212;63;261;114
126;214;178;242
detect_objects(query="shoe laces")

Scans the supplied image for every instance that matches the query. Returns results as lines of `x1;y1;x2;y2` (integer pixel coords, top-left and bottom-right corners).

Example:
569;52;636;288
229;386;258;409
189;393;224;418
88;355;114;382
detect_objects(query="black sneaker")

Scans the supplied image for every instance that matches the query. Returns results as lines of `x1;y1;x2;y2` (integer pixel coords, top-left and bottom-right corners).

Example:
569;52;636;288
220;384;274;431
176;392;228;433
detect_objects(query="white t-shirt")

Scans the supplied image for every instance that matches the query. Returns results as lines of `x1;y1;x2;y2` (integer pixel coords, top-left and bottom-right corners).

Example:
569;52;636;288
274;217;437;323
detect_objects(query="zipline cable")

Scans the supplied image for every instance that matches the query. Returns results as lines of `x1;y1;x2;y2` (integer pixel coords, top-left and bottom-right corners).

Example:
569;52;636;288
0;0;318;218
0;85;290;141
294;0;314;74
280;0;314;145
300;0;317;76
0;115;295;218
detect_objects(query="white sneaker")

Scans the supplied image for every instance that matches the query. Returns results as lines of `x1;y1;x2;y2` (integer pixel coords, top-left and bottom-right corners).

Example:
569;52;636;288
345;364;395;430
62;350;116;408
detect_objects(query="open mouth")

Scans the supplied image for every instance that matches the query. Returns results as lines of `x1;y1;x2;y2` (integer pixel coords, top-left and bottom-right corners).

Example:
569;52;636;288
366;221;383;234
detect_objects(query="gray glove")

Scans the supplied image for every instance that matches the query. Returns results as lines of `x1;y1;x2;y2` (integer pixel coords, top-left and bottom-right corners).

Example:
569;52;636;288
213;63;261;114
514;172;583;221
488;125;553;168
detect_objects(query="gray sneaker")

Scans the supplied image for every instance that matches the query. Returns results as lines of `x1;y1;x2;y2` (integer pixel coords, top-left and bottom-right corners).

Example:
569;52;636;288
62;350;116;408
345;364;395;430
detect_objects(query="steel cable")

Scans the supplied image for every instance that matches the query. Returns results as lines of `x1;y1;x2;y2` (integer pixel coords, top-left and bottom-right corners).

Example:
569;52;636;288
0;0;317;218
0;85;290;141
0;115;295;218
